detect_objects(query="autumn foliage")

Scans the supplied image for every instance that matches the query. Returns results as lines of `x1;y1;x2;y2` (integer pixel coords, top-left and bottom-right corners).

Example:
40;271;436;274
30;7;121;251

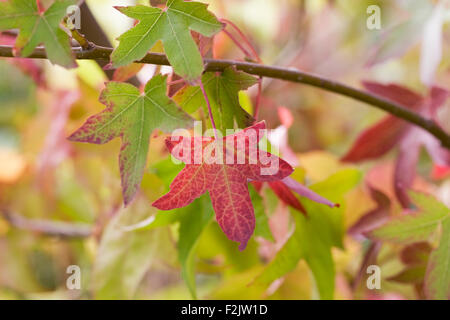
0;0;449;300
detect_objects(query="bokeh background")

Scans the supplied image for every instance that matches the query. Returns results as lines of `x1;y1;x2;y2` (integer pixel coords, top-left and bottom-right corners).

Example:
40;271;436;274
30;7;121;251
0;0;449;299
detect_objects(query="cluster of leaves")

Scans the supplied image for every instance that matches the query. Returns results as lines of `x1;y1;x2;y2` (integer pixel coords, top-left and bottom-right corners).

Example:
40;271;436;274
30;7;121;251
372;193;449;300
0;0;77;67
0;0;449;300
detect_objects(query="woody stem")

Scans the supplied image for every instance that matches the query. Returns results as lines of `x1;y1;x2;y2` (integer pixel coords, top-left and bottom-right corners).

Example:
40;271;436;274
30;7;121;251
0;44;449;149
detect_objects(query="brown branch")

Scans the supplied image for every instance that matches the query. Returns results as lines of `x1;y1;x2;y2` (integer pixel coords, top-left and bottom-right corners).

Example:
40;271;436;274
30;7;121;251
78;3;140;86
0;44;449;149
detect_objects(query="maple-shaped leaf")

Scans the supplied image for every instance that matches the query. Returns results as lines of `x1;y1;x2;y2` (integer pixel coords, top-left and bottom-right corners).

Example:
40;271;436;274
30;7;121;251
371;192;449;244
0;0;76;68
266;181;306;214
110;0;223;81
255;169;361;299
425;216;450;299
341;82;423;162
342;81;450;207
173;67;257;131
152;121;294;250
387;242;431;286
68;74;193;205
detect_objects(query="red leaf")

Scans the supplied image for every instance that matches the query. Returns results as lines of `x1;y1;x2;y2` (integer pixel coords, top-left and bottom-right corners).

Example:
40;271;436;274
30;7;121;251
431;164;450;179
281;176;337;208
341;115;408;162
251;181;263;192
362;81;423;108
152;121;293;250
268;180;306;214
343;81;425;162
68;76;193;206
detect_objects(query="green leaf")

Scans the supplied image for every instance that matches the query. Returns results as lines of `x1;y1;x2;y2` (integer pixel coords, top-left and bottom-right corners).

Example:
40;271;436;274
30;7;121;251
249;184;273;241
0;0;76;68
173;67;257;131
151;157;184;188
254;213;304;285
111;0;223;81
388;265;427;284
178;195;214;299
255;169;361;299
121;209;183;232
371;192;449;244
93;207;169;299
69;75;193;206
425;216;450;299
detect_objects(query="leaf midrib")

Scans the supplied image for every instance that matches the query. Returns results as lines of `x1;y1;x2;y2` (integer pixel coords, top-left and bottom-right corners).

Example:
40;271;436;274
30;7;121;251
116;10;164;65
381;213;448;239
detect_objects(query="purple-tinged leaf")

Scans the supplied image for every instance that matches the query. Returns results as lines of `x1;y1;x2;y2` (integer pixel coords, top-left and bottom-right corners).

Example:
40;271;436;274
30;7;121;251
341;116;408;162
281;176;336;208
348;185;390;240
394;129;422;208
425;216;450;299
362;81;423;108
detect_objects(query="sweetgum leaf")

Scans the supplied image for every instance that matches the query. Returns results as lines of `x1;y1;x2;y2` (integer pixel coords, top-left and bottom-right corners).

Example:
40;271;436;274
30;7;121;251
255;169;361;299
341;116;409;162
425;216;450;299
93;208;169;299
178;194;214;299
110;0;223;81
152;121;293;250
0;0;76;68
173;67;257;131
342;81;423;162
249;184;273;241
388;265;427;284
371;192;449;244
68;75;193;206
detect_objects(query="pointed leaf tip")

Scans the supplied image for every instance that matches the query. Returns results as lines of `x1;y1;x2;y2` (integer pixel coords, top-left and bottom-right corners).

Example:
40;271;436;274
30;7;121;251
69;76;193;206
153;122;295;249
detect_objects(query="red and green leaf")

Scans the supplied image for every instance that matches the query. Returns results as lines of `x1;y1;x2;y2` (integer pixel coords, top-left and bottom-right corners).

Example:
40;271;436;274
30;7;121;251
371;192;449;244
173;67;257;131
110;0;223;81
0;0;77;68
68;75;193;205
152;121;294;250
425;217;450;299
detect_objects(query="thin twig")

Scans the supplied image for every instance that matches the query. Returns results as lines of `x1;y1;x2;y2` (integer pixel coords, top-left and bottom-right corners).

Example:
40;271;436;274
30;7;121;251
0;44;448;149
220;18;262;63
220;19;263;119
199;79;218;139
1;209;93;238
222;29;254;60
